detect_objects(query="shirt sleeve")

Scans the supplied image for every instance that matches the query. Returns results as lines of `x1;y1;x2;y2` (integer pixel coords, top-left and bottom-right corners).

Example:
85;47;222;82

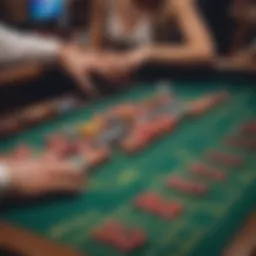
0;23;61;65
0;163;11;195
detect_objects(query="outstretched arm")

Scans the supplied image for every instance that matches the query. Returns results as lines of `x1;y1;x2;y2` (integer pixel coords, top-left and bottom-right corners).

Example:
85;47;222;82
0;23;98;95
216;40;256;72
142;0;215;65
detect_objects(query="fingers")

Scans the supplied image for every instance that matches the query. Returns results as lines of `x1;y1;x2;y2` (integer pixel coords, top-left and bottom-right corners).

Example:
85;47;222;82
49;177;86;193
96;65;131;84
40;152;60;162
50;160;85;177
215;55;255;71
8;159;86;197
75;72;99;98
48;161;86;193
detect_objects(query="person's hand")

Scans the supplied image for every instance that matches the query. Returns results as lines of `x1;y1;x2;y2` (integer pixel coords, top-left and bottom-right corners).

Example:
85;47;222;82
59;43;99;97
92;48;149;83
8;157;85;197
58;43;150;92
215;51;256;71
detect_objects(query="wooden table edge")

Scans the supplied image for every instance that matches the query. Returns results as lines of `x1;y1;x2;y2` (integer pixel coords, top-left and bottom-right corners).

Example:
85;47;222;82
0;222;84;256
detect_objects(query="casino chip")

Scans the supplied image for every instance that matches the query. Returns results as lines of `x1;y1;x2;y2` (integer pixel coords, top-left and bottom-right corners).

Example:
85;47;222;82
69;156;89;172
96;124;127;146
54;96;80;114
157;80;173;96
62;125;78;140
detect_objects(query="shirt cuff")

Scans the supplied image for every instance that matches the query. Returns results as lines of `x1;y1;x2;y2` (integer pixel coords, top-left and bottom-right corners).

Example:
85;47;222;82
21;35;61;63
0;163;11;193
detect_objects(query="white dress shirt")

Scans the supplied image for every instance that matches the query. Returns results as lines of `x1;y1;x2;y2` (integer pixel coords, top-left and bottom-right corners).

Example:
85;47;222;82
0;23;61;65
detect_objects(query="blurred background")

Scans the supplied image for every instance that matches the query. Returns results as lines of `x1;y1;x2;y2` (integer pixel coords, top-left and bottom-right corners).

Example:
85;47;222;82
0;2;256;255
0;0;255;52
0;0;255;129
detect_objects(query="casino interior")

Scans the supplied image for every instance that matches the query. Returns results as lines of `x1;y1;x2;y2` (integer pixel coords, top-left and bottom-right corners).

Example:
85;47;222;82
0;1;256;256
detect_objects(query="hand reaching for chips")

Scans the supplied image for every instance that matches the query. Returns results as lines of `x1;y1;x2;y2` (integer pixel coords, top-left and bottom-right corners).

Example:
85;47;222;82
7;158;86;197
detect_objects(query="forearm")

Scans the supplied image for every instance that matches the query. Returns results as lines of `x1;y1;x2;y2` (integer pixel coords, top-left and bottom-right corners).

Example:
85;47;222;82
152;0;215;66
144;44;214;65
0;63;43;85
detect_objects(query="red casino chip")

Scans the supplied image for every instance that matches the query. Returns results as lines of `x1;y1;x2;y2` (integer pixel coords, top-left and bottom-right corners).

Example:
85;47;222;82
155;115;177;134
133;123;154;141
121;130;150;153
91;228;112;244
134;192;162;212
240;121;256;134
155;201;183;219
110;234;133;252
167;176;207;196
46;134;74;158
104;219;125;234
191;163;226;181
207;150;244;167
130;229;146;249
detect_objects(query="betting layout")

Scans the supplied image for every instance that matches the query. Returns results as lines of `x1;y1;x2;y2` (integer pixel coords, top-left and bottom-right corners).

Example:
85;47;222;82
2;85;256;253
90;119;255;253
88;119;255;253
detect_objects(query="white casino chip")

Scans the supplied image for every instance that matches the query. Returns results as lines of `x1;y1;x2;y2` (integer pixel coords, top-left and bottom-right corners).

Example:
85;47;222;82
70;156;88;172
0;163;11;192
56;99;75;114
157;81;173;95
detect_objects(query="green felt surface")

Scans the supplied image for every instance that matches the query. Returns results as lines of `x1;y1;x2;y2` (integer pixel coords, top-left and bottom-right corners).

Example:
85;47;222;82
1;80;256;256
